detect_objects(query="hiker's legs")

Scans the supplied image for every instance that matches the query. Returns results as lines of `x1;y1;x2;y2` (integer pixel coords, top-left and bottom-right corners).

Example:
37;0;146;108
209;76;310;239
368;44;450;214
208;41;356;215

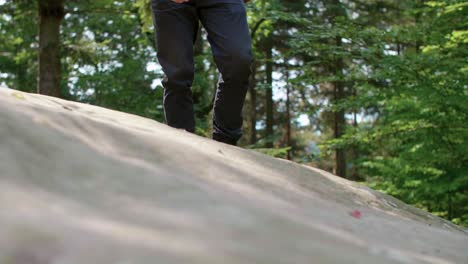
151;0;199;133
198;1;253;145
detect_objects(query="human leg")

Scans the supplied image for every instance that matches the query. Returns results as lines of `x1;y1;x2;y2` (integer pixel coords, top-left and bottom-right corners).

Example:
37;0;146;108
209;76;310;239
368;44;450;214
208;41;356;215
198;1;254;144
151;0;199;132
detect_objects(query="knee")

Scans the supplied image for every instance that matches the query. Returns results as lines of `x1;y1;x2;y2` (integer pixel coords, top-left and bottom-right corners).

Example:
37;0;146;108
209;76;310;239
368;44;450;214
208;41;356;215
158;58;195;90
167;66;194;83
218;49;253;79
232;50;253;69
161;71;194;95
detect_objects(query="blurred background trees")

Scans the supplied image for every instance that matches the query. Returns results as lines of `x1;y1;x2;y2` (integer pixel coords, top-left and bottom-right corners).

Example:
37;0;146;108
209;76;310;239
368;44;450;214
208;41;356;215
0;0;466;226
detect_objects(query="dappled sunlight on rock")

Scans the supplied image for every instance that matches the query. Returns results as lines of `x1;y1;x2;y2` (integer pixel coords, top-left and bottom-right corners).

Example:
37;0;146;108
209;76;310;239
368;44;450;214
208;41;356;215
0;88;467;264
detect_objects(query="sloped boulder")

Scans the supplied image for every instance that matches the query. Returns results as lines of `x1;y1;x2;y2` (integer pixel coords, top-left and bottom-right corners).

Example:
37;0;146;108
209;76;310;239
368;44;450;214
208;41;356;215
0;87;467;264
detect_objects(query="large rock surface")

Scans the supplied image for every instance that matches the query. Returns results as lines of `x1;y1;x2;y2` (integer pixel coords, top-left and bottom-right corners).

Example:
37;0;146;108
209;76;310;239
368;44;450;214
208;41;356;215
0;87;467;264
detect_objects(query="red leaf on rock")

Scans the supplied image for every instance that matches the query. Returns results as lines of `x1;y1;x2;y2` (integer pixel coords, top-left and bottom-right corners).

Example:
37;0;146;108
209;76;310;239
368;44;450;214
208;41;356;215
350;210;362;219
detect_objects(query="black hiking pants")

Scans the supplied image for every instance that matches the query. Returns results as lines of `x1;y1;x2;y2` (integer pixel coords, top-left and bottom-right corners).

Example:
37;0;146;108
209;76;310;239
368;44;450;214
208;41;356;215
151;0;253;145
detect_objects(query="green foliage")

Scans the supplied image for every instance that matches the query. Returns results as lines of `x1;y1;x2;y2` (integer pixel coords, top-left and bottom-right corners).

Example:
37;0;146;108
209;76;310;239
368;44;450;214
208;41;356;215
0;0;37;92
250;146;292;159
316;0;468;226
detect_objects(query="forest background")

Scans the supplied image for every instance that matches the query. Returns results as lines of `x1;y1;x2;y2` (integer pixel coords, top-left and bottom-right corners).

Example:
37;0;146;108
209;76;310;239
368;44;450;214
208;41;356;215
1;0;466;226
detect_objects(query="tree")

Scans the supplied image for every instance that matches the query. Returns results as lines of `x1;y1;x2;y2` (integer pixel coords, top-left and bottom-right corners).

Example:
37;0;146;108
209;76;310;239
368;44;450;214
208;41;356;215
38;0;64;97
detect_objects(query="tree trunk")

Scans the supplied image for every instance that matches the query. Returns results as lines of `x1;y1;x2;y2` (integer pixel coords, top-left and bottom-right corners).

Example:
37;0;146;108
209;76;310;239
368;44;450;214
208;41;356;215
265;40;274;148
328;0;347;178
249;60;258;145
38;0;64;97
334;86;346;178
247;18;266;146
349;88;360;181
414;0;424;53
285;70;291;160
333;35;347;179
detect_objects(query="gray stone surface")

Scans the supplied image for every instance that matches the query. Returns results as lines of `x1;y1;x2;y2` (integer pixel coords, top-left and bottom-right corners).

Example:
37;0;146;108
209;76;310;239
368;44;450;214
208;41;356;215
1;87;467;264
